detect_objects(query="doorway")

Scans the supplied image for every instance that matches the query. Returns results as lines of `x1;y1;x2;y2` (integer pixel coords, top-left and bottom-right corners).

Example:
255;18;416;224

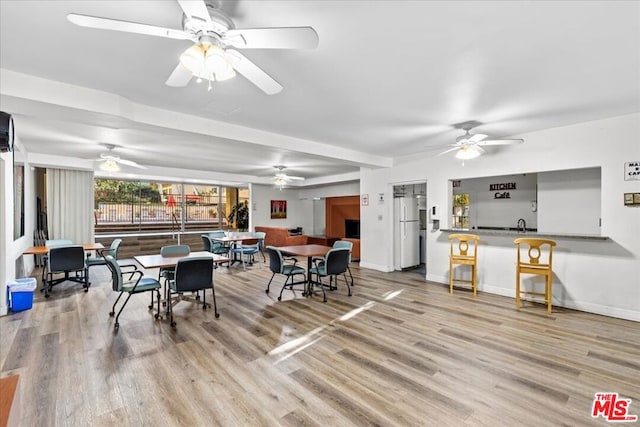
392;182;427;274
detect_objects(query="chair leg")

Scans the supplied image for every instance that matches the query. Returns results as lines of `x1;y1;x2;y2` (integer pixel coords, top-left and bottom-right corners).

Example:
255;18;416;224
314;276;327;303
110;292;124;317
472;264;477;297
347;266;354;287
344;273;352;296
278;275;291;301
449;261;454;294
211;283;219;318
515;270;521;310
260;249;266;262
114;293;133;329
266;272;276;293
169;289;175;327
547;275;552;314
155;289;162;320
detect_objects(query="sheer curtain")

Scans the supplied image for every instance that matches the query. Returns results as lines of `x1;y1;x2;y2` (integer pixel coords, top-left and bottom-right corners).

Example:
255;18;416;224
46;168;94;243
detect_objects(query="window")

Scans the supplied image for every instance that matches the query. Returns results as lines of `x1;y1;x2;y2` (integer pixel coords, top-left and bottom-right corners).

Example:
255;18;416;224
94;179;248;234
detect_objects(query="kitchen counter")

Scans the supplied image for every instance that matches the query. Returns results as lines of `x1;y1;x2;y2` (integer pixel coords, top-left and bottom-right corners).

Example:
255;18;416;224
440;228;609;241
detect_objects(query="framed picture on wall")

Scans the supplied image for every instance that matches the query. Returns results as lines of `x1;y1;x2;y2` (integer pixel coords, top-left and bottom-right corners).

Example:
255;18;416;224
270;200;287;219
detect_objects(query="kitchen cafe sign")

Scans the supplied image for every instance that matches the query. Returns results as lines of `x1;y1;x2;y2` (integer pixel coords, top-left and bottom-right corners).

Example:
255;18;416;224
490;182;517;199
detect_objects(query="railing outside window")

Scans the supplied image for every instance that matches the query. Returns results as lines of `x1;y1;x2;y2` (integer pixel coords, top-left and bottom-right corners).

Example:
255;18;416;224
94;179;241;234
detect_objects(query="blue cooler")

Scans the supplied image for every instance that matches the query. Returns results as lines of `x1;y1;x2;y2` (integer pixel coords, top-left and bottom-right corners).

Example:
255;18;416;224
7;277;37;312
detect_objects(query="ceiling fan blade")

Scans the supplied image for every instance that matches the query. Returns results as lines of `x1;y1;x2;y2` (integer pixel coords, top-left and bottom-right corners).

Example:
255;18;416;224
225;49;283;95
437;146;463;156
468;133;488;143
67;14;191;40
224;27;319;49
286;176;305;180
166;62;193;87
476;139;524;146
177;0;211;24
117;159;148;169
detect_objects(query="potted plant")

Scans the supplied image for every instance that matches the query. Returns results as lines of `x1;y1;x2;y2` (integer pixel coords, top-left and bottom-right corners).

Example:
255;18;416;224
227;201;249;231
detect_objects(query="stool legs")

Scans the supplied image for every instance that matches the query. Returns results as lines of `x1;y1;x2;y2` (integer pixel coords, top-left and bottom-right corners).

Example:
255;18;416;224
515;270;521;309
472;264;477;296
449;260;454;294
515;272;553;313
546;275;552;314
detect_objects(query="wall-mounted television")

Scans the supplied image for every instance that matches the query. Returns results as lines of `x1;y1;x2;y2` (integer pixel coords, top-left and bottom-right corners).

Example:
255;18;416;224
345;219;360;239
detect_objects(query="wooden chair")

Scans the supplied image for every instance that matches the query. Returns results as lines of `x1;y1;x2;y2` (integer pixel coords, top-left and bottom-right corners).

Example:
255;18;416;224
514;238;556;313
448;234;480;296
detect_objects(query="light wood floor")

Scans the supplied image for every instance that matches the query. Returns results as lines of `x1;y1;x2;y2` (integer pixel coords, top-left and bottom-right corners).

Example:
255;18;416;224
1;259;638;426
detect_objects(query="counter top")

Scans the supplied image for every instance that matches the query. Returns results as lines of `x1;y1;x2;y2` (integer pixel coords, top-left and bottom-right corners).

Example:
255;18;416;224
440;228;609;241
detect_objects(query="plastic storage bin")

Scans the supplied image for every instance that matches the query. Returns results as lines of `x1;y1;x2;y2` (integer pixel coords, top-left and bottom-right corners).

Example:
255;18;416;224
7;277;37;312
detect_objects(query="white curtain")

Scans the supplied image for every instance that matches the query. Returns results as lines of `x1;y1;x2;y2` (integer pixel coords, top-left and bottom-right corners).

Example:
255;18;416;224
46;168;94;243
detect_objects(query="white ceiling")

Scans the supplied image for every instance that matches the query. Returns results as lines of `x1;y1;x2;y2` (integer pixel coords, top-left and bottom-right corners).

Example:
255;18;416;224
1;0;639;185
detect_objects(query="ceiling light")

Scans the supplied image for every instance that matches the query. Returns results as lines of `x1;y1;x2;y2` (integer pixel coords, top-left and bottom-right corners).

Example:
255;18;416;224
100;159;120;172
274;177;287;190
179;42;236;84
455;145;483;160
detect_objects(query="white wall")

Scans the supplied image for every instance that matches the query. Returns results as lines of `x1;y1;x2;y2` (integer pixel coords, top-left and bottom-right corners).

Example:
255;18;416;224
251;184;314;233
250;181;361;235
360;113;640;321
0;138;36;315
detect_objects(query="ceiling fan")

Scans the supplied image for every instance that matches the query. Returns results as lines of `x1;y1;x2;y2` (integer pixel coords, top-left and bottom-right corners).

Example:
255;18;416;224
67;0;319;94
272;165;304;189
439;122;524;160
95;144;146;171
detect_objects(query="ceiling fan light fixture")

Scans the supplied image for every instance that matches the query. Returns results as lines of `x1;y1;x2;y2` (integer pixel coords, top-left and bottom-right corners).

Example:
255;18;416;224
274;176;287;190
100;158;120;172
455;145;483;160
179;43;236;82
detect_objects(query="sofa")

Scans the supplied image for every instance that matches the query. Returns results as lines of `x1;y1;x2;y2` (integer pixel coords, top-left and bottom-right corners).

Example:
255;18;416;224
254;226;308;247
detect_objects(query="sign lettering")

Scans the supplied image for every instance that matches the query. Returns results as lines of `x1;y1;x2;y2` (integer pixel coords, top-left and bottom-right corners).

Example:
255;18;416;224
625;161;640;181
489;182;517;191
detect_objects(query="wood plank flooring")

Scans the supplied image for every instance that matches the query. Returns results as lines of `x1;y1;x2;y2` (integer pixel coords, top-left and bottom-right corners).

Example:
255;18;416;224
1;259;638;426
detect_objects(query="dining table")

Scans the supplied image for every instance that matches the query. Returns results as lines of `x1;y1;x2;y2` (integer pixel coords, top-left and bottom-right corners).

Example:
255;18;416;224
134;251;231;314
276;244;332;294
23;242;105;255
133;251;230;270
211;235;260;267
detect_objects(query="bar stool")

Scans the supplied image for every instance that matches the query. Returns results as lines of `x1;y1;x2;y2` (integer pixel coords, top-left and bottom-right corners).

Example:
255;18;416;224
448;234;480;296
514;238;556;313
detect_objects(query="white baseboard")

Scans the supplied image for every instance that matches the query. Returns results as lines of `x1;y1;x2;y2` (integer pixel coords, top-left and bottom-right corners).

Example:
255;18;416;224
0;305;7;316
428;278;639;322
358;262;393;272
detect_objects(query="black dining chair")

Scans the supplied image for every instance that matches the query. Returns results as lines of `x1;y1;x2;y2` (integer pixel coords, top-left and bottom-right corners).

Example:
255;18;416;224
167;257;219;327
42;245;89;297
265;246;307;301
309;247;351;302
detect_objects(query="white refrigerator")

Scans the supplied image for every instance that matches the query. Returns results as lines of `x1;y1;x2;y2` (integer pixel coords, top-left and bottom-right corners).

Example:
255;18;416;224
394;197;420;270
